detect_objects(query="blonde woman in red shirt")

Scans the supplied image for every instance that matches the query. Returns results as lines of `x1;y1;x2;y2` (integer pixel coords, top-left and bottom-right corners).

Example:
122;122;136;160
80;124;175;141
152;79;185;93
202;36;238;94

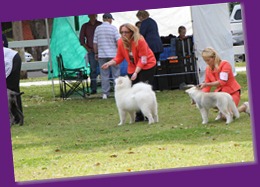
199;47;250;115
102;23;156;85
102;23;157;121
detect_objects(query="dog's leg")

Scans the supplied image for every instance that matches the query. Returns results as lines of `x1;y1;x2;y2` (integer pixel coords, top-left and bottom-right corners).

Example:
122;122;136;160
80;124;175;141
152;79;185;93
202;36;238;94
16;108;24;125
142;110;154;124
8;91;15;126
146;114;154;124
129;111;135;124
219;107;233;124
223;111;233;124
153;113;159;123
8;90;24;126
215;111;222;121
225;113;233;124
8;99;16;126
118;110;127;126
200;108;209;124
13;97;24;125
152;104;159;123
9;107;15;126
139;104;155;124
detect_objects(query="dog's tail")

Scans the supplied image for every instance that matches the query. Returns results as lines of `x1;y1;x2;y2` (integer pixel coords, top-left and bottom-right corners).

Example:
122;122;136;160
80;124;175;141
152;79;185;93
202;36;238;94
14;92;24;96
229;99;240;119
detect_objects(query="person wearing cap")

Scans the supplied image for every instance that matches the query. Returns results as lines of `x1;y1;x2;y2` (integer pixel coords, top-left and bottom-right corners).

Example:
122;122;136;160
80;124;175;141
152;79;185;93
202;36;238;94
136;10;163;61
101;23;157;121
93;13;121;99
79;14;102;94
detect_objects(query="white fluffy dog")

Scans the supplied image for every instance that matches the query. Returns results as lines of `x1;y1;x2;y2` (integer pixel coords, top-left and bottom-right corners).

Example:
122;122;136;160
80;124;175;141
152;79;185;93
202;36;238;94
185;85;239;124
114;76;158;125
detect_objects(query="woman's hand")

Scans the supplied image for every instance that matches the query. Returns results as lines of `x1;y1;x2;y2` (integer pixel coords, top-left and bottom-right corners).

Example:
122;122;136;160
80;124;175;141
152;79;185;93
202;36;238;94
131;72;138;81
199;83;207;89
101;62;110;69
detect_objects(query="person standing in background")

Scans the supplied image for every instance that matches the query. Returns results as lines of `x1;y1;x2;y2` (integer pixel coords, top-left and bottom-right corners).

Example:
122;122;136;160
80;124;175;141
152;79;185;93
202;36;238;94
3;38;23;124
177;26;187;40
93;13;121;99
136;10;163;61
135;21;142;30
79;14;102;94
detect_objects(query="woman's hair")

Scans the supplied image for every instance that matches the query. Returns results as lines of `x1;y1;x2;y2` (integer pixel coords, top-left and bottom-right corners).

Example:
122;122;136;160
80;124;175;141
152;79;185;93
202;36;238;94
136;10;150;19
119;23;142;51
202;47;222;69
135;21;141;28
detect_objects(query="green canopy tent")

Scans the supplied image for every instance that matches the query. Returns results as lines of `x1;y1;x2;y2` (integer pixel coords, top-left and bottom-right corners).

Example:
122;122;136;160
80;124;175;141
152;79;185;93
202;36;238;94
47;16;90;97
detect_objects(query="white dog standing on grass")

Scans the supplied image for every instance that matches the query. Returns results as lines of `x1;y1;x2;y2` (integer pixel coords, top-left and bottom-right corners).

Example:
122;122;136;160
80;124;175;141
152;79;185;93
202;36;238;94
114;76;158;125
185;85;239;124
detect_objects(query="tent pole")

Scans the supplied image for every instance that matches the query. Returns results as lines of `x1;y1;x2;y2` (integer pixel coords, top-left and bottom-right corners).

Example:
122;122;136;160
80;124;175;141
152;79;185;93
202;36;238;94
74;16;79;36
45;18;55;99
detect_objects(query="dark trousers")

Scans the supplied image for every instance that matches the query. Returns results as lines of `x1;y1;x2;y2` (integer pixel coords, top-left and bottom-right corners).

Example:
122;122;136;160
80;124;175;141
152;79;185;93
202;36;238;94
87;51;99;92
6;53;23;117
154;52;161;61
128;65;156;87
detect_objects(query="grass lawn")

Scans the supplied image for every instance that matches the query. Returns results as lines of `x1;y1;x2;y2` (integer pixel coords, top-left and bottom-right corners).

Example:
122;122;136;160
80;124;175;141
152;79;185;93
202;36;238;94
11;71;254;182
235;61;246;67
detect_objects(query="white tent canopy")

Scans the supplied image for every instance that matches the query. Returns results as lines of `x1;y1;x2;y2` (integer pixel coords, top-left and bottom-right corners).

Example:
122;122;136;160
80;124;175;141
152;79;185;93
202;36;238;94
191;3;234;83
103;6;193;36
97;3;234;83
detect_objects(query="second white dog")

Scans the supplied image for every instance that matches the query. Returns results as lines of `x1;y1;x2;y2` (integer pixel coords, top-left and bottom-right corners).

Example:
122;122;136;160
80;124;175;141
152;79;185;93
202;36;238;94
114;76;159;125
185;85;239;124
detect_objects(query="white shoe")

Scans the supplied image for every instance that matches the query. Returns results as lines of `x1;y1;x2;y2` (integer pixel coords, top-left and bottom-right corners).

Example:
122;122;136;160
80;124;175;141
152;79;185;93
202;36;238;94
243;102;250;116
102;94;107;99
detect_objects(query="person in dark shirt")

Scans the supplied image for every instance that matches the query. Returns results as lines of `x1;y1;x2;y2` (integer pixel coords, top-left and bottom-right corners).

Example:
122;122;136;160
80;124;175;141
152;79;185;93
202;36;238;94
135;21;142;30
136;10;163;61
79;14;102;94
177;26;187;40
3;44;23;125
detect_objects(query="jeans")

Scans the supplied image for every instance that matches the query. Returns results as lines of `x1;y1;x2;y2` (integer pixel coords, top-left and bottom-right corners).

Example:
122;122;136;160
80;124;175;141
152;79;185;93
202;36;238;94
86;52;99;92
98;58;120;96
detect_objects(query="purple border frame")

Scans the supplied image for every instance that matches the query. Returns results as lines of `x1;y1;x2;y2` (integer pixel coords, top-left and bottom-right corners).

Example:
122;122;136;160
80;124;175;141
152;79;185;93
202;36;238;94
1;0;259;187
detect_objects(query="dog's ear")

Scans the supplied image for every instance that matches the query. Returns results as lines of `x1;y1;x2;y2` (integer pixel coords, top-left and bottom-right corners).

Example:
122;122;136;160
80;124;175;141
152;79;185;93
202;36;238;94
179;82;187;90
185;86;193;92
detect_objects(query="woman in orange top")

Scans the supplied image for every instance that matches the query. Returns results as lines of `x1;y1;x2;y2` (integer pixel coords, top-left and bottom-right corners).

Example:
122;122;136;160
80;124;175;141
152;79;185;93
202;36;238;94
102;23;157;122
199;47;250;114
101;23;156;86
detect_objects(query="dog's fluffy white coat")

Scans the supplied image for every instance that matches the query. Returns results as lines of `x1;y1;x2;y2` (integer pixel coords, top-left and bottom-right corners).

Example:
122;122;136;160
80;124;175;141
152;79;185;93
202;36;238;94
114;76;158;125
185;86;239;124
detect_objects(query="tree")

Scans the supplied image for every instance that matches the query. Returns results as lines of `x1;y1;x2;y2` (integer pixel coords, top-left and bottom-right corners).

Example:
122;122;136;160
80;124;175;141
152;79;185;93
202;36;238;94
229;2;240;13
29;19;53;60
12;21;25;61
